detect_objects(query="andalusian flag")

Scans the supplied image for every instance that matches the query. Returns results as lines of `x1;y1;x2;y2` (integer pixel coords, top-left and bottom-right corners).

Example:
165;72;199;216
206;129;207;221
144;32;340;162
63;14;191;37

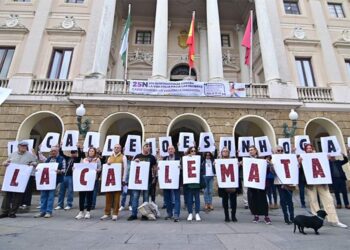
186;12;195;69
119;5;131;66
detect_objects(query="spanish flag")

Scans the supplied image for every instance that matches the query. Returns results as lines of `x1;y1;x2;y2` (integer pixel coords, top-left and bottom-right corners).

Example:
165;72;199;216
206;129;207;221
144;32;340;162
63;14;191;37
187;12;195;69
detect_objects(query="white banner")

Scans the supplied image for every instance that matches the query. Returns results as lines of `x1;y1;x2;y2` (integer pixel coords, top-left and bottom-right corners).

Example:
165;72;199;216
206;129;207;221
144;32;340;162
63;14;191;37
0;87;12;105
102;135;120;156
35;163;58;190
7;141;18;156
198;132;215;152
129;80;230;97
124;135;141;156
40;133;60;152
254;136;272;157
219;137;236;158
182;155;201;184
100;163;122;192
1;163;33;193
83;132;100;152
243;158;267;190
215;158;239;188
294;135;310;155
300;153;332;185
73;163;97;192
278;138;291;154
178;132;194;152
159;136;172;157
62;130;79;151
238;137;254;157
146;138;157;156
321;136;341;157
128;161;150;190
271;154;299;185
158;160;180;189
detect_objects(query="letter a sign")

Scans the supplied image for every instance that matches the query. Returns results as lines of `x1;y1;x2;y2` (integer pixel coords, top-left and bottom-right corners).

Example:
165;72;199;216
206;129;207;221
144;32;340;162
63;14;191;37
35;163;58;190
100;163;122;192
243;158;267;190
299;153;332;185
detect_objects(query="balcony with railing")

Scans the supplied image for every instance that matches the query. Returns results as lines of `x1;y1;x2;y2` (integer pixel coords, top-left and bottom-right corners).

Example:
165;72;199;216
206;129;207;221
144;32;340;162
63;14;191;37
0;79;9;88
297;87;333;103
30;79;73;96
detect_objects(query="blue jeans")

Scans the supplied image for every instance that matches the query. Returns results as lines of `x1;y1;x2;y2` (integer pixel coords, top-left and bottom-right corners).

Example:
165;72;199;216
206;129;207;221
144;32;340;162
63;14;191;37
57;176;73;208
131;190;149;217
164;189;181;218
121;188;131;207
187;188;200;214
204;176;214;205
277;186;294;222
40;190;55;214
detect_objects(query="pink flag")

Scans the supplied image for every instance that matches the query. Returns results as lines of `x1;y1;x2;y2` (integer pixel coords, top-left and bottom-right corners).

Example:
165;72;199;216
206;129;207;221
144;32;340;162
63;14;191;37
241;15;252;65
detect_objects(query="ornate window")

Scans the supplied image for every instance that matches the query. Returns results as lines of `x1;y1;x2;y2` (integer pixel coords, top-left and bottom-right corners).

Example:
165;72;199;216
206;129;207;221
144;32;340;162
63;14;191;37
328;3;345;18
221;34;231;47
47;48;73;79
0;47;15;78
284;1;301;15
295;58;316;87
135;31;152;45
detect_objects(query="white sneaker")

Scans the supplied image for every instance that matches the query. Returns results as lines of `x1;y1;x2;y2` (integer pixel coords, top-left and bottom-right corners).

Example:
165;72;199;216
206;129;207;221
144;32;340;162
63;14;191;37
84;211;91;219
332;222;348;228
75;211;84;220
44;213;52;218
36;205;41;209
195;213;201;221
64;206;72;210
119;206;124;212
128;206;132;211
112;215;118;221
54;206;62;210
100;214;110;220
187;214;193;221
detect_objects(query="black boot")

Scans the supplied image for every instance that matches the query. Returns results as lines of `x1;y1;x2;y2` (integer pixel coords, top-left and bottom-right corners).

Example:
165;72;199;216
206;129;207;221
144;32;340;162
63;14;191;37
224;208;230;222
231;210;237;222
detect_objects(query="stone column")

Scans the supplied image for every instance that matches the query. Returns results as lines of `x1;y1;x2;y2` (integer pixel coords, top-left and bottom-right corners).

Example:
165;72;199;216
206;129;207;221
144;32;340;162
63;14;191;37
206;0;224;82
8;0;54;94
254;0;281;83
236;24;249;83
151;0;168;80
198;23;209;82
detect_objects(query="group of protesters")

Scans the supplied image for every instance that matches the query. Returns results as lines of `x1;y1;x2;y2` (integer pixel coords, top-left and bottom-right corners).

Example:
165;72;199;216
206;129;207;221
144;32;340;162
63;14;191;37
1;139;349;229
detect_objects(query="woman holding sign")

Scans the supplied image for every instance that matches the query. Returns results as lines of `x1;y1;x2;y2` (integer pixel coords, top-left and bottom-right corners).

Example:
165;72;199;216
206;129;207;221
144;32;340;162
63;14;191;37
75;147;101;220
202;152;215;212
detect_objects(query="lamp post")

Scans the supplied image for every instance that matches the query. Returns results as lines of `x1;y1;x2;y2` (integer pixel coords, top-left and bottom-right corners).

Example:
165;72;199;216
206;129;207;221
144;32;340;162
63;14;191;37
76;104;90;136
282;109;298;138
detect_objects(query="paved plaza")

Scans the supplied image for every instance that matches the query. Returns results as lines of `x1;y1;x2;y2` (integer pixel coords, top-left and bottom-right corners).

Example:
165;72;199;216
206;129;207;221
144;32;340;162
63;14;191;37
0;194;349;250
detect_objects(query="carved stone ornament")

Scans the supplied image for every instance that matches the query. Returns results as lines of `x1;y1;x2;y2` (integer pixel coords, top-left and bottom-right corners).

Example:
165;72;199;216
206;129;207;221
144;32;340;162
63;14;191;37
129;48;153;66
0;14;28;34
342;29;350;42
5;14;19;28
178;30;188;49
293;26;305;40
61;16;75;29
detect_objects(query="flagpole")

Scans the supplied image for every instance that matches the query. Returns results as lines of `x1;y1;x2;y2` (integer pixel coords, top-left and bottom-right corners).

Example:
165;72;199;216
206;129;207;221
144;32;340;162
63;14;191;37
123;4;131;94
249;10;253;84
188;11;195;78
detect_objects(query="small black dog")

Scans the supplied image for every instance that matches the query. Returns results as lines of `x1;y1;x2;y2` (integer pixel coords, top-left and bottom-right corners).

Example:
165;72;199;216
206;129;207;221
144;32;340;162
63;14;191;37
293;210;327;235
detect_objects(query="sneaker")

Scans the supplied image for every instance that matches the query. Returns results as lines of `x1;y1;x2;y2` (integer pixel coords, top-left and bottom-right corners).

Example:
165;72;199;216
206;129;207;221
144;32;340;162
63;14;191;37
127;215;137;221
187;214;193;221
253;216;259;223
112;215;118;221
174;218;180;222
264;216;272;225
54;206;62;210
100;214;110;220
232;217;238;222
119;206;125;212
34;212;45;218
195;213;201;221
36;206;41;209
64;206;72;210
75;211;84;220
44;213;52;218
84;212;91;219
20;205;27;209
332;222;348;228
128;206;132;211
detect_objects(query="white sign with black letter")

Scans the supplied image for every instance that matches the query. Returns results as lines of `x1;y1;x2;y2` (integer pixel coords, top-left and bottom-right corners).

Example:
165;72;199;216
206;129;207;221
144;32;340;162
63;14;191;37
178;132;194;152
219;137;236;157
321;136;341;157
124;135;141;156
40;133;60;152
159;136;172;157
62;130;79;151
238;136;254;157
102;135;120;156
83;132;100;152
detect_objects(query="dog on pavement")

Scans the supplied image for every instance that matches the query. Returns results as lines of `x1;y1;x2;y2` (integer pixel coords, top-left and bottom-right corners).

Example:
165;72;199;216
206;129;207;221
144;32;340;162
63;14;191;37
293;210;327;235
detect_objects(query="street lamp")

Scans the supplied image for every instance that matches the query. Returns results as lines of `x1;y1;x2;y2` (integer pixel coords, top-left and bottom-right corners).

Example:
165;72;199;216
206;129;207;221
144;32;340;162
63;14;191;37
76;104;90;136
282;109;298;138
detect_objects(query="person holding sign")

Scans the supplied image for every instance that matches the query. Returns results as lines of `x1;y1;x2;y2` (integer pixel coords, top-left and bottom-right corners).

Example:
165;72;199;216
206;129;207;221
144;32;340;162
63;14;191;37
329;153;349;209
100;144;127;221
217;147;240;222
0;141;37;219
245;145;272;225
298;144;347;228
75;147;101;220
202;152;215;212
34;146;66;218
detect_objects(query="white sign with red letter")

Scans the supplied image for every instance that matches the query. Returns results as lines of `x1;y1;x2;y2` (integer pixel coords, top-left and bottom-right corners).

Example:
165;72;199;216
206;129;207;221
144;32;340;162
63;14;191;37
1;164;33;193
73;163;97;191
35;163;58;190
128;161;150;190
271;154;299;185
242;158;267;190
215;158;239;188
182;155;201;184
158;160;180;189
300;153;332;185
100;163;122;192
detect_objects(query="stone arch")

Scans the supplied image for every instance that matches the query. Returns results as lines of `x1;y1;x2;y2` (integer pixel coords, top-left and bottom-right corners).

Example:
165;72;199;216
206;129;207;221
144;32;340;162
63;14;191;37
170;63;197;81
99;112;145;147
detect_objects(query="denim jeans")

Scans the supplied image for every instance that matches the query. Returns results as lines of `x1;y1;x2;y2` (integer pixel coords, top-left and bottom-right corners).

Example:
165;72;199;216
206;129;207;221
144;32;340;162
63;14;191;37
121;189;131;207
164;189;181;218
277;186;294;222
57;176;73;208
187;188;200;214
204;176;214;204
131;190;149;217
92;180;99;208
40;190;55;214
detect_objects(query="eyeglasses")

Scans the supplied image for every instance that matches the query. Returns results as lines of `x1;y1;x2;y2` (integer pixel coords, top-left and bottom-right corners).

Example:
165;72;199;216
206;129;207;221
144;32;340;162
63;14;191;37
190;150;196;152
277;150;283;153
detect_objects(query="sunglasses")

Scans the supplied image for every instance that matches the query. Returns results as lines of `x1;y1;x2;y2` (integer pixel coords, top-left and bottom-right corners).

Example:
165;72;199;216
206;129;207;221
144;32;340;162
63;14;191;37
190;150;196;152
277;150;283;153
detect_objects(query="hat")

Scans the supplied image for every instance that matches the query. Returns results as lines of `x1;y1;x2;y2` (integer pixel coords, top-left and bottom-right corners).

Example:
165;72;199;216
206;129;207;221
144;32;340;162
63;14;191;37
18;140;29;146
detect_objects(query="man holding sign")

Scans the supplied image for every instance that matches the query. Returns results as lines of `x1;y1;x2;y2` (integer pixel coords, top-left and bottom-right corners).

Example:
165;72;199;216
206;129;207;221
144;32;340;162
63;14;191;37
0;141;37;218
